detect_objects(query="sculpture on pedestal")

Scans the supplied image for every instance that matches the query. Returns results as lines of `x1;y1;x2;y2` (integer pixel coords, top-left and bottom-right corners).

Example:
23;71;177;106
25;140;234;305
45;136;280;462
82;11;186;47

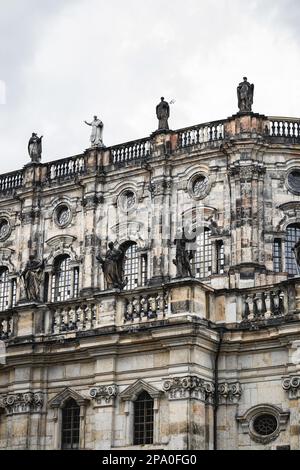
84;116;104;148
156;97;170;130
237;77;254;113
28;133;43;163
173;230;193;278
97;242;127;289
21;256;44;302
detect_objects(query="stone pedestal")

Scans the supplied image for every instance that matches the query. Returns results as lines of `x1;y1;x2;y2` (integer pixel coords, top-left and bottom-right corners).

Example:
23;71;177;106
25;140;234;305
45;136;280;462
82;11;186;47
167;279;210;319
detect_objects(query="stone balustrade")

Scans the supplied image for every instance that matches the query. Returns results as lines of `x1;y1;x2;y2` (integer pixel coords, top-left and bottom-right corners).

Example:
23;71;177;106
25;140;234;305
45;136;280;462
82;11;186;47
51;302;99;334
0;170;23;193
267;117;300;139
177;120;225;149
124;291;169;323
242;287;289;322
111;138;151;164
47;155;86;180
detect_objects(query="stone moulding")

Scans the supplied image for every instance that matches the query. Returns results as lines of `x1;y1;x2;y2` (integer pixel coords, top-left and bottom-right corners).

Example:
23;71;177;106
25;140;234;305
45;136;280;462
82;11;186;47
282;376;300;399
89;385;118;406
163;376;215;403
0;392;44;415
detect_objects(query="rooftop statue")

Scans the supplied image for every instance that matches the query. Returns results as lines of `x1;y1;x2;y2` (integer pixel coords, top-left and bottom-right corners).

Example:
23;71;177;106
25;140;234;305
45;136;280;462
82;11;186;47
156;97;170;130
237;77;254;113
28;133;43;163
84;115;105;148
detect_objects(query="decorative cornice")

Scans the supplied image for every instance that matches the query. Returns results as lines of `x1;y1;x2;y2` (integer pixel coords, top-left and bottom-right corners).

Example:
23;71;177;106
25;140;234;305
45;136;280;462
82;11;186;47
0;392;44;415
163;376;214;403
218;382;242;404
282;376;300;399
89;385;118;406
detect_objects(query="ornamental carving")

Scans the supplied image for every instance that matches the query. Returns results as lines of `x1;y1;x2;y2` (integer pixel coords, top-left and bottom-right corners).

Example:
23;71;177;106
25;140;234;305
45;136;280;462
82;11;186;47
229;163;265;180
0;392;44;415
163;376;214;403
282;376;300;399
218;382;242;403
89;385;118;406
149;179;172;197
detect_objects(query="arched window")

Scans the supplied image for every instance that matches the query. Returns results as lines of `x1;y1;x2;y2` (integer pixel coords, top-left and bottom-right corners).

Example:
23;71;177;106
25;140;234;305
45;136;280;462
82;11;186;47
285;224;300;276
0;268;16;312
51;255;79;302
134;391;154;445
61;398;80;450
192;228;212;279
123;242;148;291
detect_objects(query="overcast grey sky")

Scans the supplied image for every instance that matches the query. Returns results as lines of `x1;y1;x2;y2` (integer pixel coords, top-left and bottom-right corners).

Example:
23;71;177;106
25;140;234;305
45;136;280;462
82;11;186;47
0;0;300;172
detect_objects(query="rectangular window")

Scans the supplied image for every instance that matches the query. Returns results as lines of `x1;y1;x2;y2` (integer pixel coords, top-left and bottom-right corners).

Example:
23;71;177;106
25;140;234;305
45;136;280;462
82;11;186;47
273;239;282;273
11;279;17;308
141;254;148;286
73;267;79;298
216;241;225;274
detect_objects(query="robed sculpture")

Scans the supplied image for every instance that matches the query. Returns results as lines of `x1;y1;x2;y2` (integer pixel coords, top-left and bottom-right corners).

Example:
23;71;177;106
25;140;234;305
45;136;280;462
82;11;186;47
21;256;44;302
156;97;170;130
28;133;43;163
173;230;193;278
84;116;105;148
97;242;127;290
237;77;254;113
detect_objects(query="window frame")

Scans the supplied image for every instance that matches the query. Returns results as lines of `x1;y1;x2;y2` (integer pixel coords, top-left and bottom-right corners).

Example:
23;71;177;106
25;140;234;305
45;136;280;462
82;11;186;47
133;391;154;446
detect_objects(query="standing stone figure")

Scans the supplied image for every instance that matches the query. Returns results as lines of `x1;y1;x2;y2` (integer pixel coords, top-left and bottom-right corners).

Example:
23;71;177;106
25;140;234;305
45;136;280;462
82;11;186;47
97;242;127;289
173;230;193;278
21;256;44;302
156;97;170;130
237;77;254;113
84;116;104;148
28;133;43;163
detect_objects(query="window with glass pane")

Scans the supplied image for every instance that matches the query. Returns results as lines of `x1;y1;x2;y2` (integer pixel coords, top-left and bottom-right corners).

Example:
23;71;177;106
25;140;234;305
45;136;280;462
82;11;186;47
273;239;282;272
11;278;17;308
124;243;139;291
0;268;9;311
192;228;212;278
61;398;80;450
51;255;79;302
141;254;148;286
216;241;225;274
285;224;300;276
134;391;154;445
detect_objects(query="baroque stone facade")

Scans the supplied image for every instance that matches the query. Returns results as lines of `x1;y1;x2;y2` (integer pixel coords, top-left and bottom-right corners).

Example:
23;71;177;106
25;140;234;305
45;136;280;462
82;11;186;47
0;103;300;450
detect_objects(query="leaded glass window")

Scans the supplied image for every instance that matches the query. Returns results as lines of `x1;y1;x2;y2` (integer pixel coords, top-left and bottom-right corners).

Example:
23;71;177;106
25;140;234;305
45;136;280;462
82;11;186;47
216;241;225;274
273;239;282;273
51;256;79;302
61;398;80;450
285;224;300;276
0;268;9;311
134;391;154;445
192;228;212;278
